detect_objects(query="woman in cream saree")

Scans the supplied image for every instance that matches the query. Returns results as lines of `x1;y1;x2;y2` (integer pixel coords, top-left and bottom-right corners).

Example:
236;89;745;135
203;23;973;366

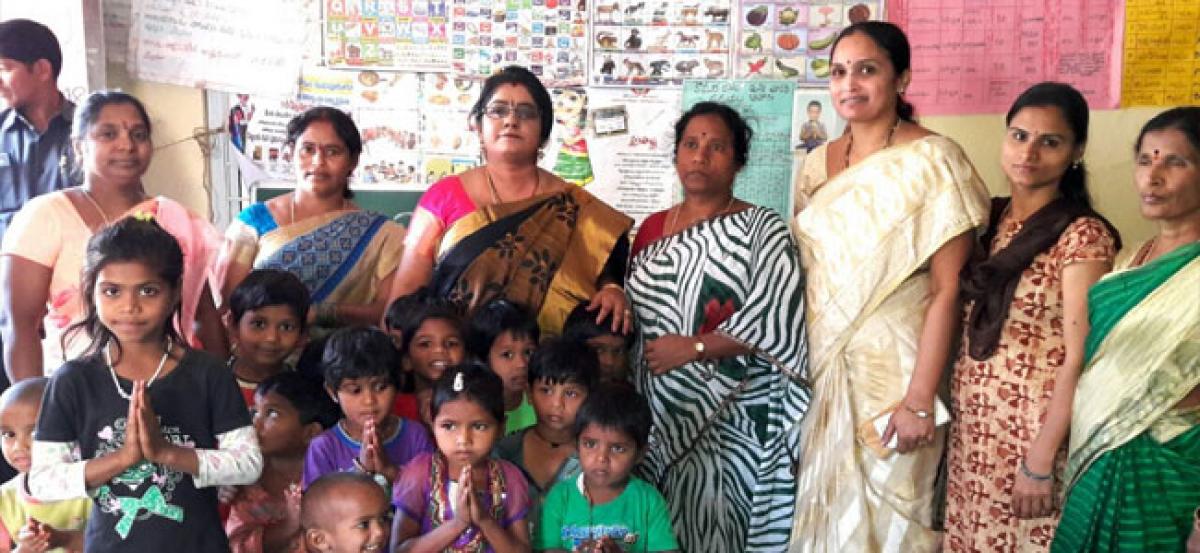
790;21;991;552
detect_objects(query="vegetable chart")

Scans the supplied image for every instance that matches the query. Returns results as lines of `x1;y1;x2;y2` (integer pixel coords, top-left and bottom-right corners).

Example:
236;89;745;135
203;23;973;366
736;0;881;81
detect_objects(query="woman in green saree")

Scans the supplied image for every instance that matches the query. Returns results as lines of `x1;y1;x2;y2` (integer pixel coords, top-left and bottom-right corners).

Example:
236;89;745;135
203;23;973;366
1052;107;1200;552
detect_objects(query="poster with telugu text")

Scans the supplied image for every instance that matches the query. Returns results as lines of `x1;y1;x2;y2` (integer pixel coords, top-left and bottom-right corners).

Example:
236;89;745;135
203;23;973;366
682;80;795;217
127;0;307;97
585;88;682;228
1121;0;1200;107
886;0;1122;115
323;0;452;72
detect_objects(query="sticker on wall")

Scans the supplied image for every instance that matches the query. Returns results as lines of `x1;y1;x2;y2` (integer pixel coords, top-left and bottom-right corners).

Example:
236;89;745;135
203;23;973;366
589;0;734;86
735;0;880;81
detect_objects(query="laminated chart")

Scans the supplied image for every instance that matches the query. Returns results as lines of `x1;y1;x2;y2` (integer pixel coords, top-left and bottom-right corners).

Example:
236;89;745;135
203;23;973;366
590;0;733;86
323;0;452;72
1122;0;1200;106
887;0;1122;115
682;80;796;216
736;0;881;82
449;0;588;85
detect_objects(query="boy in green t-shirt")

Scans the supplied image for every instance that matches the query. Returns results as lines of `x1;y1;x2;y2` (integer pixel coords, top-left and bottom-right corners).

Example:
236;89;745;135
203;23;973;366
535;384;679;553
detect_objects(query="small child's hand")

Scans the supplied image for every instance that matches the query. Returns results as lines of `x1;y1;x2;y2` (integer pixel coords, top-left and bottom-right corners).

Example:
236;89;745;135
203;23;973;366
357;420;379;473
14;518;50;553
452;466;472;529
467;473;491;524
283;483;303;525
134;382;172;464
594;537;623;553
118;384;144;467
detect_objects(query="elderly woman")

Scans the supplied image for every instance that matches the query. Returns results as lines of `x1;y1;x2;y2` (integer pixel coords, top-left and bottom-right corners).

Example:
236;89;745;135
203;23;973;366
0;91;225;380
627;101;809;552
218;107;403;330
790;22;990;551
388;66;632;335
944;82;1120;552
1051;107;1200;552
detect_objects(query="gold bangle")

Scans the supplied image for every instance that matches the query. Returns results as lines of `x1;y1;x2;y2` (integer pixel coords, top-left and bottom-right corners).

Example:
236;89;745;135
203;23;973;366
600;282;623;292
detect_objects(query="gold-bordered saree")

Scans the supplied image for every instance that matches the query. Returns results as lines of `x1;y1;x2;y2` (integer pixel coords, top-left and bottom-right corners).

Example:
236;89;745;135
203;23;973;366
790;136;990;552
224;204;404;308
1051;240;1200;552
431;186;632;334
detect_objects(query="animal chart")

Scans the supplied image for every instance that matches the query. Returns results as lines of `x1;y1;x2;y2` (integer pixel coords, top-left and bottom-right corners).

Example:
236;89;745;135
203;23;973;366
589;0;734;86
736;1;882;81
448;0;589;86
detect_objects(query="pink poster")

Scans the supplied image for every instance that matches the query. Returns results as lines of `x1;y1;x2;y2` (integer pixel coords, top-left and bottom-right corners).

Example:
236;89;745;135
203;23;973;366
886;0;1123;115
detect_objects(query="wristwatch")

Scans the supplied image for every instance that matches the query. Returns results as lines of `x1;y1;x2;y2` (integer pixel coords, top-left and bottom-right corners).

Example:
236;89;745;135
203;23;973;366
693;339;706;361
903;403;932;419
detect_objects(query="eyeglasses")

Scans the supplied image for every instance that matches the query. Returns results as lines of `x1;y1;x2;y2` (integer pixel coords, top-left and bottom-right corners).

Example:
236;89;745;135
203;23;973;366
483;104;540;121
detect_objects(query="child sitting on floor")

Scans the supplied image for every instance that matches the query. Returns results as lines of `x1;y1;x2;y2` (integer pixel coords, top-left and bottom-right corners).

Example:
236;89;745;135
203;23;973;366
495;338;597;532
226;372;338;552
227;269;310;407
467;300;539;434
0;378;90;552
300;472;391;553
384;292;466;425
302;327;433;490
536;384;679;553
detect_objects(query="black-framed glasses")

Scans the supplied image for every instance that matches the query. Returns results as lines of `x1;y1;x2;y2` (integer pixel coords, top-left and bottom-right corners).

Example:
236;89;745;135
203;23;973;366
484;103;539;121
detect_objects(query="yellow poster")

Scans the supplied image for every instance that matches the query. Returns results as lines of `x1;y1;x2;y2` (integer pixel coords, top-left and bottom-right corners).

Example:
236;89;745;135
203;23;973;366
1122;0;1200;107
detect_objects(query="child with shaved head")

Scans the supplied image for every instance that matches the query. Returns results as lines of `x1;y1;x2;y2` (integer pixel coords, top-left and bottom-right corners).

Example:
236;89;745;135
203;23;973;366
0;378;90;551
300;472;390;553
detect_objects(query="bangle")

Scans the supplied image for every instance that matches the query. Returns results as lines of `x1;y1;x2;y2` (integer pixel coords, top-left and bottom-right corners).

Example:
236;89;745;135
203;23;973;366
600;282;623;293
1019;458;1053;482
902;403;932;419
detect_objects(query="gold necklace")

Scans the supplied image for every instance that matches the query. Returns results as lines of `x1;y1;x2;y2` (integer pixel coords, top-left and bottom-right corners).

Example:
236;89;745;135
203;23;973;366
666;194;736;236
81;188;112;225
845;117;902;170
485;168;540;205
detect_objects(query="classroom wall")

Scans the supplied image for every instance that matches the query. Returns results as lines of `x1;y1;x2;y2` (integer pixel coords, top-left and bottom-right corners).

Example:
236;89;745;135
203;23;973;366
925;108;1163;247
106;63;212;218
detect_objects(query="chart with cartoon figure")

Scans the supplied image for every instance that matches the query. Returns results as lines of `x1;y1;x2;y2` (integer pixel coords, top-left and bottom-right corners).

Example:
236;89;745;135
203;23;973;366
735;0;880;81
448;0;589;86
589;0;735;86
323;0;453;72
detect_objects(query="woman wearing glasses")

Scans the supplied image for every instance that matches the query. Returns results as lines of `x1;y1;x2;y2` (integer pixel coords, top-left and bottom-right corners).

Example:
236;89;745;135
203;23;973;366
218;107;405;332
389;66;633;335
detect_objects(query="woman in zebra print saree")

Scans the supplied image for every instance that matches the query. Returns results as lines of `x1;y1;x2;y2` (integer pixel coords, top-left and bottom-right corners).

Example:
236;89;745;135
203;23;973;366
627;102;811;552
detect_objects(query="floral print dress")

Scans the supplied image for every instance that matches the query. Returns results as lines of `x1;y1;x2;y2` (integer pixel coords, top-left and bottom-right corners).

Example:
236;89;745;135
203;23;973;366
944;217;1116;552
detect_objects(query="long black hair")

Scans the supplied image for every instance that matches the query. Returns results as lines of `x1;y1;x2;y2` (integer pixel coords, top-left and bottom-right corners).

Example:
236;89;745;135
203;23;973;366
1006;82;1093;208
830;21;916;123
64;217;185;363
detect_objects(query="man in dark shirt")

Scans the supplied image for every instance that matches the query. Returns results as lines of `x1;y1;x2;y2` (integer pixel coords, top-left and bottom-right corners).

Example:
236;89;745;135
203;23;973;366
0;18;76;481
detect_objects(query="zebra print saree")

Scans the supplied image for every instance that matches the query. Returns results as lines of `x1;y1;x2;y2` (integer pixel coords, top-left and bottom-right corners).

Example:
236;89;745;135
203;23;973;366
627;206;811;552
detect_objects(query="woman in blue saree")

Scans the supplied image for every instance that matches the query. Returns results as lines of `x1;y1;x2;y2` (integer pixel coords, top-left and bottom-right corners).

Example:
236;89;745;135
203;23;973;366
218;107;403;331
